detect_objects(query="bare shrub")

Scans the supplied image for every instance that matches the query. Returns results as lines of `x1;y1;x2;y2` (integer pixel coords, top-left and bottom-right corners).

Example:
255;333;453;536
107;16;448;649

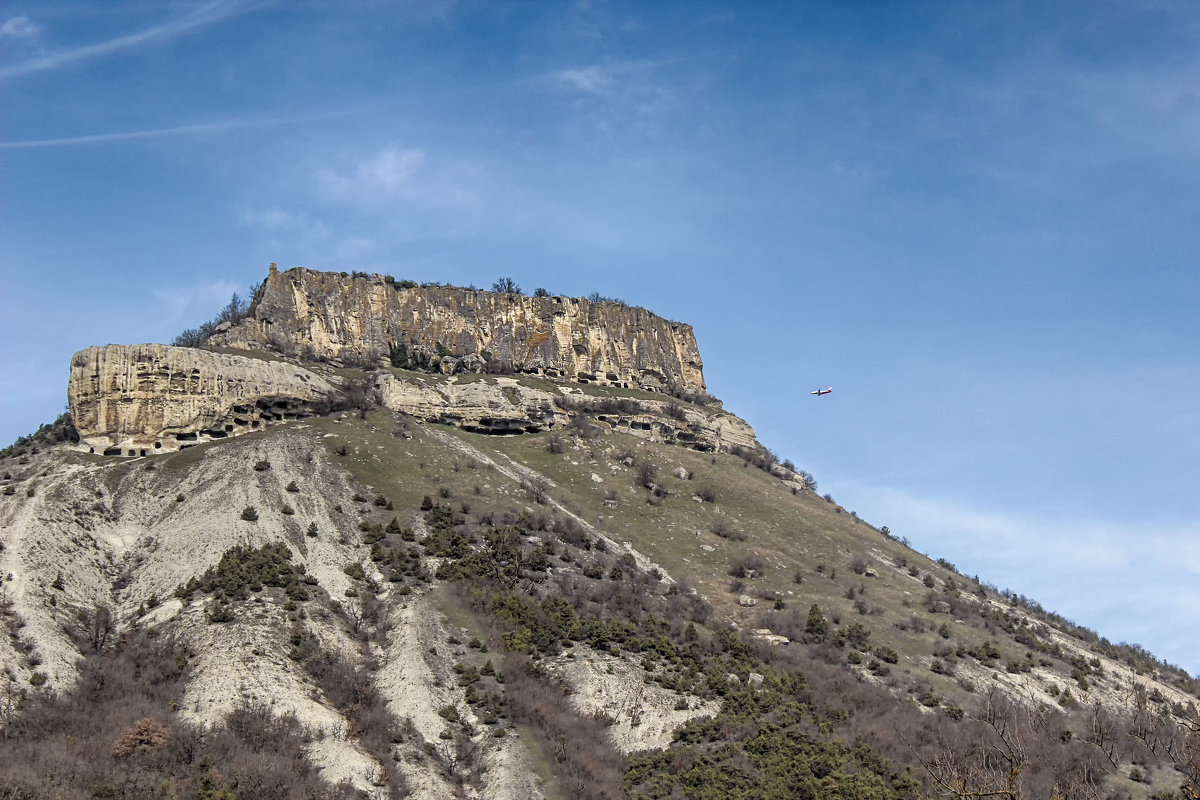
711;520;746;541
503;659;625;799
522;477;550;505
111;718;171;758
728;555;766;579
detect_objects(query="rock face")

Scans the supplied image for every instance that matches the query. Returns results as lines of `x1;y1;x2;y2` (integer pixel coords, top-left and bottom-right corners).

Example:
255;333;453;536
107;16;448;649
374;374;567;435
373;372;761;453
212;265;706;394
68;344;333;455
65;267;762;459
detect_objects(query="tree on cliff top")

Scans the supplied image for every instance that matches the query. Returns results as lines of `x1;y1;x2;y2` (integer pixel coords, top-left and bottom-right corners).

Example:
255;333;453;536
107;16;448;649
491;277;521;294
172;290;253;347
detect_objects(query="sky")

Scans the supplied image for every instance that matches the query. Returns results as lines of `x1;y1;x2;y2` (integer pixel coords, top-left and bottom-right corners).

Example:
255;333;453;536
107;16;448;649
2;0;1198;674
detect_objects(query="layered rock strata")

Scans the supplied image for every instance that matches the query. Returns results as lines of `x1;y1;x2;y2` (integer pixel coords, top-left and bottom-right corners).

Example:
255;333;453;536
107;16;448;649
374;374;567;435
211;265;706;394
374;373;760;453
68;344;333;455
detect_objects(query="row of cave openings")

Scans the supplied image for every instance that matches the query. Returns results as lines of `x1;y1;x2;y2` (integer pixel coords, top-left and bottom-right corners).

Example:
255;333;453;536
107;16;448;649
96;398;311;457
593;414;712;452
511;364;665;393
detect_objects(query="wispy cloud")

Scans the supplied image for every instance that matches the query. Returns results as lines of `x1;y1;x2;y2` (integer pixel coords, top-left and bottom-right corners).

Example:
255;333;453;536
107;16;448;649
316;146;427;202
0;109;346;149
842;482;1200;672
240;207;300;232
151;279;241;329
1;119;249;149
0;1;255;80
548;59;668;98
554;65;614;95
544;58;684;138
0;15;40;39
239;207;330;240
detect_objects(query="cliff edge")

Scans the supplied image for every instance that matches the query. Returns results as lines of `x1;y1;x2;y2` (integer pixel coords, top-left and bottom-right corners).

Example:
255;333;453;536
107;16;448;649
210;265;706;395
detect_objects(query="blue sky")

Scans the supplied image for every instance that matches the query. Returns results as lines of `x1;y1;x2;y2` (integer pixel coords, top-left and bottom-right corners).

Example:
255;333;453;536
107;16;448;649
2;0;1198;674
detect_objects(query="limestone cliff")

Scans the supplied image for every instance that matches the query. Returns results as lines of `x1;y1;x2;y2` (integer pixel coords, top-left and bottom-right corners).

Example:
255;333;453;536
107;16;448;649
211;265;705;394
372;373;760;453
68;344;333;455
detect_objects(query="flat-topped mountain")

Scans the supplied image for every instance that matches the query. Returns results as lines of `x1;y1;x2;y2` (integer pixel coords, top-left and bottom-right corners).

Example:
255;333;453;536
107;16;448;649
3;264;1198;800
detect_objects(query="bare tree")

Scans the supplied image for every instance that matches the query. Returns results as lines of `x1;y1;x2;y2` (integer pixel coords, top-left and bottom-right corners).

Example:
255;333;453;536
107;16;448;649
909;689;1102;800
86;605;115;653
1165;702;1200;799
491;277;521;294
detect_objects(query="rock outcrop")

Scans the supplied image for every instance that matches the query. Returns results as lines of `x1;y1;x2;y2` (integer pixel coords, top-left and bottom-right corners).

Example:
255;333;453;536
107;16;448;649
374;374;567;435
65;267;762;459
373;372;760;453
68;344;333;455
211;265;706;394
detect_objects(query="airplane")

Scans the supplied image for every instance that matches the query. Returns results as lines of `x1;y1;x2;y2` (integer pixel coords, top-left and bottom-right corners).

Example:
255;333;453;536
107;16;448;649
810;387;832;396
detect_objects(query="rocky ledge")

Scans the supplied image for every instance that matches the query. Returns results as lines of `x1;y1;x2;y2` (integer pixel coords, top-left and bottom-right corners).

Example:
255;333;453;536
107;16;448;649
68;344;334;455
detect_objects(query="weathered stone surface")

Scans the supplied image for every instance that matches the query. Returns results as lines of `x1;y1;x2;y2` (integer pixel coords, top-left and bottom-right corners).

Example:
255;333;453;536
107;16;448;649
68;344;333;455
374;374;567;435
213;265;706;394
374;371;761;454
750;628;790;646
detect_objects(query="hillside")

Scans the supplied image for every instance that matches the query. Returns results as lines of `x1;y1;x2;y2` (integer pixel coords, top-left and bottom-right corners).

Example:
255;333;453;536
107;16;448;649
1;268;1197;800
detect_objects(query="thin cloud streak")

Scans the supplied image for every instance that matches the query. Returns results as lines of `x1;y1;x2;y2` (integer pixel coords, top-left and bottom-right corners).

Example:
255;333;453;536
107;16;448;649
0;110;342;149
0;1;255;80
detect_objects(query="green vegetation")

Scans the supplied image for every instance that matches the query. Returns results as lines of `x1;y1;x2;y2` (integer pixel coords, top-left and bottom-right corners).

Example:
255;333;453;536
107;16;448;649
174;543;312;612
172;286;262;347
0;411;77;459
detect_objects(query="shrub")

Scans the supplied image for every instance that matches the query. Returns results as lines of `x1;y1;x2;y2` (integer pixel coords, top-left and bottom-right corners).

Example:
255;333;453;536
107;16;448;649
728;555;765;579
111;718;171;758
522;477;550;505
286;480;299;493
207;602;236;623
253;459;270;471
711;520;745;541
241;506;259;522
636;462;658;489
805;604;829;642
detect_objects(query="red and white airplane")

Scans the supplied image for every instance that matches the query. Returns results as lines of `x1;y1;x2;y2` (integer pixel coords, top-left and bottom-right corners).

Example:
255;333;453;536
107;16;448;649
810;387;832;396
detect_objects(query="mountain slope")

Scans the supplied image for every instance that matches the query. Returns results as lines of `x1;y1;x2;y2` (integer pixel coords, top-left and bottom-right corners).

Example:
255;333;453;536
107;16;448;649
1;281;1198;798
